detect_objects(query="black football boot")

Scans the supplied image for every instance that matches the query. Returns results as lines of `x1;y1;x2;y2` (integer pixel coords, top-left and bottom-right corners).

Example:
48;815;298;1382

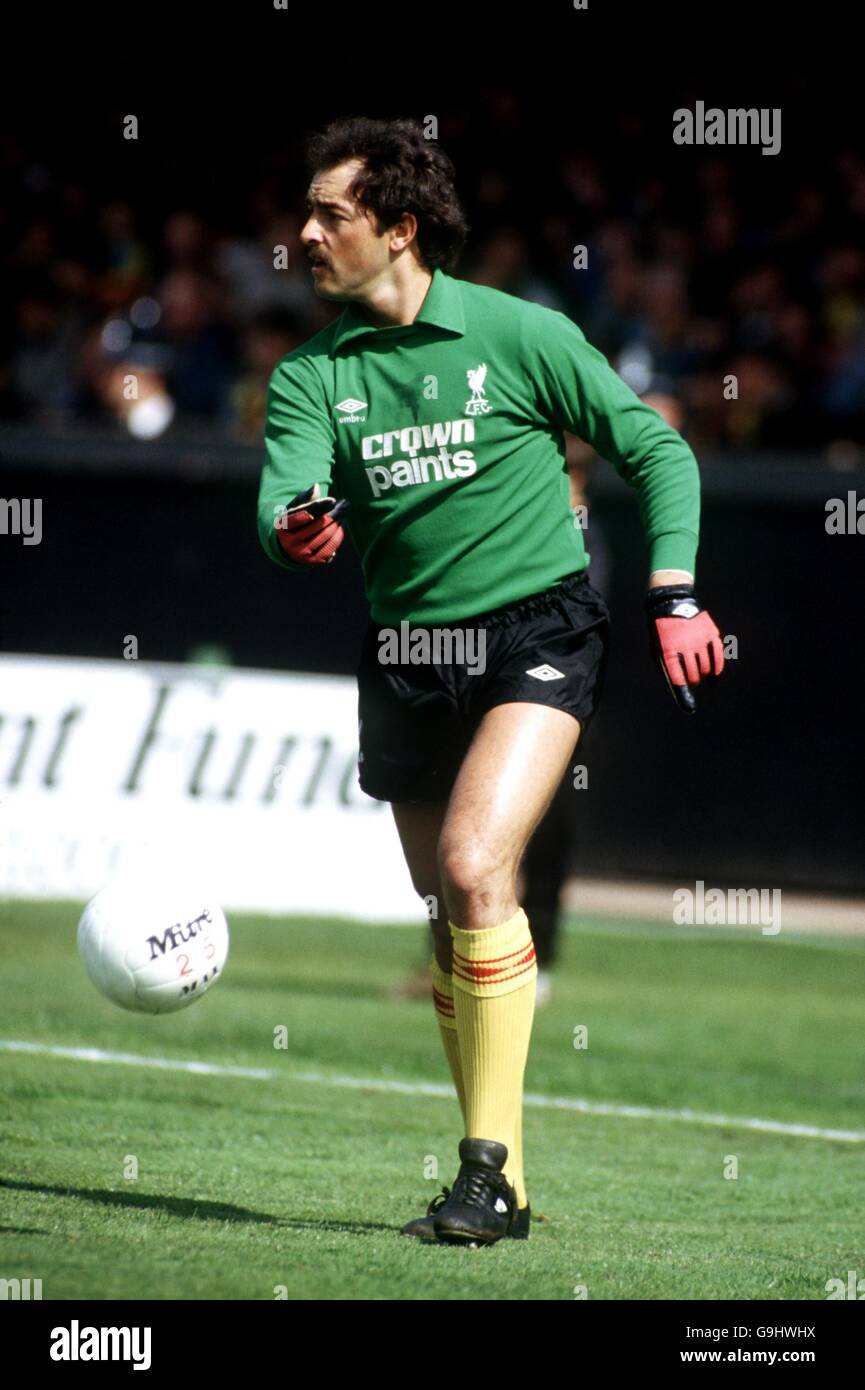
432;1138;519;1246
401;1187;531;1241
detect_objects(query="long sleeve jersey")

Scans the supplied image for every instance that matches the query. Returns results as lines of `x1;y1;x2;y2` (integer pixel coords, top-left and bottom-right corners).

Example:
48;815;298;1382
258;268;700;624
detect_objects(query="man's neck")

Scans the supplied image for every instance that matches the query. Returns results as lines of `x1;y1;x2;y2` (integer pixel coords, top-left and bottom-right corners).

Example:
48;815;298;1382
356;266;434;328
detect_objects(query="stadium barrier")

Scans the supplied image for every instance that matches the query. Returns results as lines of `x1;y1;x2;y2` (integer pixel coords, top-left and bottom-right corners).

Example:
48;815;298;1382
0;654;421;918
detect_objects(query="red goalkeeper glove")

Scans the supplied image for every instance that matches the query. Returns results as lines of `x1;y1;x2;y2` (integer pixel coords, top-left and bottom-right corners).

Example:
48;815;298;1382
274;483;349;567
644;583;725;714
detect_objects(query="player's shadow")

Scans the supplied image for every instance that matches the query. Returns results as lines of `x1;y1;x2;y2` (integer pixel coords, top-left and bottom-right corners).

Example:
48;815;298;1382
0;1180;393;1234
0;1178;278;1226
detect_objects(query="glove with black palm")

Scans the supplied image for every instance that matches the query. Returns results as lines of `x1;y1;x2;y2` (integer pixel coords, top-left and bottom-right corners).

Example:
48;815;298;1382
645;583;725;714
274;483;350;567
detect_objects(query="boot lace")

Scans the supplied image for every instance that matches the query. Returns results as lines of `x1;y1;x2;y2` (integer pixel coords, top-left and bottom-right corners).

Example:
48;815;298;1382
451;1166;510;1212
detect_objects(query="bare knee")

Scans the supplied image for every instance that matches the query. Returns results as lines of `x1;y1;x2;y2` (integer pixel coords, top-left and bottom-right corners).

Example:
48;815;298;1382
438;839;515;921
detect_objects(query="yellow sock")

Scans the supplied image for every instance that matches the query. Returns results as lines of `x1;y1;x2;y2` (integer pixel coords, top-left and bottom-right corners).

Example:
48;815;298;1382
430;955;467;1125
450;907;537;1209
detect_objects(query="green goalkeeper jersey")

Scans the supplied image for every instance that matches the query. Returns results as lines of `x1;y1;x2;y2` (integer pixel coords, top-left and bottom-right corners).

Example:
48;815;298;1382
258;268;700;624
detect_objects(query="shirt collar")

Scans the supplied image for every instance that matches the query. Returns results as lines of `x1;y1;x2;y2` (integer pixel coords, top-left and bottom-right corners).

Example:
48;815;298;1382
331;267;465;351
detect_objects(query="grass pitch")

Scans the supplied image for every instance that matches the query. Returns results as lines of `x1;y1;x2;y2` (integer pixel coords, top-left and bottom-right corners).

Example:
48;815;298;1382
1;899;863;1300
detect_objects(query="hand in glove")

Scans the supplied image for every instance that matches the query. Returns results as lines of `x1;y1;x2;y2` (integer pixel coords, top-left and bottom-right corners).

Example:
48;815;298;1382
645;583;725;713
274;483;350;567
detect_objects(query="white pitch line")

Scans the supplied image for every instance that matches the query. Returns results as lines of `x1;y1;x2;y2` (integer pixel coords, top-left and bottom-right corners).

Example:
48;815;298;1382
2;1040;863;1144
290;1070;865;1143
0;1039;271;1080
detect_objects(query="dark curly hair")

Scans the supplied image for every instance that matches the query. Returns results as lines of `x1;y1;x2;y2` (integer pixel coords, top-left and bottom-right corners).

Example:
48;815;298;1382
305;116;469;273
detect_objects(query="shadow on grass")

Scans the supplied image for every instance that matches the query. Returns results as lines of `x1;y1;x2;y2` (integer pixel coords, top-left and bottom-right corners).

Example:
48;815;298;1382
0;1179;394;1235
1;1178;281;1226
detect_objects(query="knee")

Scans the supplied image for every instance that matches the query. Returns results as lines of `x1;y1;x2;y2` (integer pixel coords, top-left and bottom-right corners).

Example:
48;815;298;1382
438;839;508;902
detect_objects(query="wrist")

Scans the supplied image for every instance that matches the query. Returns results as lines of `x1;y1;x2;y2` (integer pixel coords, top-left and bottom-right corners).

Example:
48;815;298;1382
648;569;694;590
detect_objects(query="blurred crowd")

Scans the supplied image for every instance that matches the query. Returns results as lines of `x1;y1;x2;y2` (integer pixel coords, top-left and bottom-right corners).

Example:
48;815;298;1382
3;109;865;459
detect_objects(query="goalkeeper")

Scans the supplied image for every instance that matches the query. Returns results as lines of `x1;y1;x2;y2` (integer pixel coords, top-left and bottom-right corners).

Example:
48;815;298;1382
257;116;725;1247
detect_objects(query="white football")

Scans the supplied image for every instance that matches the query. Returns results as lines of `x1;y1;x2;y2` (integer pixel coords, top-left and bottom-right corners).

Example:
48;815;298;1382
77;881;229;1014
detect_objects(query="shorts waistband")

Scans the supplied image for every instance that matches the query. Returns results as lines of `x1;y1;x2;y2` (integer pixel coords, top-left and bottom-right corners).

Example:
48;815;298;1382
417;569;590;631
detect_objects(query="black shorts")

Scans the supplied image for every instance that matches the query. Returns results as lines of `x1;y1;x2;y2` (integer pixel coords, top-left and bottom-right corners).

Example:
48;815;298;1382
355;568;611;804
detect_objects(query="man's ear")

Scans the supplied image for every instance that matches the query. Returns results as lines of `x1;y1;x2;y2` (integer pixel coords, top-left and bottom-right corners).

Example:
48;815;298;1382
390;211;418;253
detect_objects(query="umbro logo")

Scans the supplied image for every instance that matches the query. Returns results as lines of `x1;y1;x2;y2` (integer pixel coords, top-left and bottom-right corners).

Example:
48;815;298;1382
670;601;700;618
335;397;367;422
525;663;565;681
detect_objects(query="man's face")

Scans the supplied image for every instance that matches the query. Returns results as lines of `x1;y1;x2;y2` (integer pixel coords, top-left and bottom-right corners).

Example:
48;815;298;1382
301;159;394;301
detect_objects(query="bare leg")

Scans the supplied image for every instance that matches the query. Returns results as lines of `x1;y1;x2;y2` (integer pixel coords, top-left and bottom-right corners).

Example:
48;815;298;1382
390;799;451;970
438;703;582;930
